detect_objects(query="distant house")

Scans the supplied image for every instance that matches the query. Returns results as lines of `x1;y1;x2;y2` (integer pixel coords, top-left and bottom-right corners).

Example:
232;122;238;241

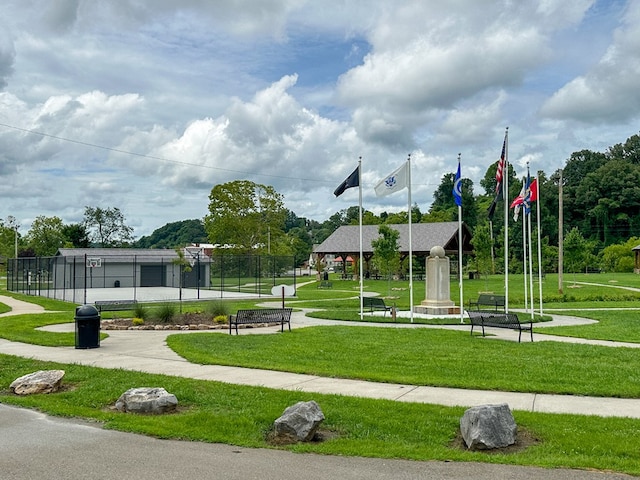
52;248;211;289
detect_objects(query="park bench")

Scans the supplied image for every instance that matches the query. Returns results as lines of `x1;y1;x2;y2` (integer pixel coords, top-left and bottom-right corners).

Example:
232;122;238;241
94;300;138;312
468;293;506;312
228;308;292;335
362;297;393;316
468;311;533;343
317;280;333;289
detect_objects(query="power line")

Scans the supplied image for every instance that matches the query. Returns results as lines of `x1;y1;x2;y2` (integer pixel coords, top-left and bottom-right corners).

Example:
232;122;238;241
0;121;440;190
0;121;322;184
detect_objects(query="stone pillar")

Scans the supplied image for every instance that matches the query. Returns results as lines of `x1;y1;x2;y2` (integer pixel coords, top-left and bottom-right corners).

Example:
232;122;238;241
414;245;460;315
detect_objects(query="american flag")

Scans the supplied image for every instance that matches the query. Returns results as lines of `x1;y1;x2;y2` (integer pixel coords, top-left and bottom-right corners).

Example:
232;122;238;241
495;138;506;194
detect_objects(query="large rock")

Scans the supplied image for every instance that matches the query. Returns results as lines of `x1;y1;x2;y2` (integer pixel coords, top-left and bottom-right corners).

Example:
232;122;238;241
273;400;325;442
460;403;517;450
115;387;178;414
10;370;65;395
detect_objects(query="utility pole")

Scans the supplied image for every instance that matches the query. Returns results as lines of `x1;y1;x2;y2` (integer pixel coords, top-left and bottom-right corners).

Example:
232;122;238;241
558;170;563;295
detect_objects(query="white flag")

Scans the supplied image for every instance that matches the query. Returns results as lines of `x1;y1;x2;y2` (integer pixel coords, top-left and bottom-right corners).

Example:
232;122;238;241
375;162;409;197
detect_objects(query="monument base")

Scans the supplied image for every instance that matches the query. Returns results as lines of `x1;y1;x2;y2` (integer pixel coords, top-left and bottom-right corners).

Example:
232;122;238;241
414;301;461;315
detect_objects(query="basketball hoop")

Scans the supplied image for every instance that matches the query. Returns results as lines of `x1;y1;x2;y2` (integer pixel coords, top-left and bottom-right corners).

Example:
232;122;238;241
86;257;102;268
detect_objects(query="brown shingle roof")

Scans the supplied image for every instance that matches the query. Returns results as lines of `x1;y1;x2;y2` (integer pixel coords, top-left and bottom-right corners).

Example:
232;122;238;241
313;222;473;256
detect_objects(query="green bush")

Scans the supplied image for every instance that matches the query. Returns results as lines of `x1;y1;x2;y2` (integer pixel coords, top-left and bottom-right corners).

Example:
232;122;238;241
133;303;148;320
205;300;229;318
155;303;177;324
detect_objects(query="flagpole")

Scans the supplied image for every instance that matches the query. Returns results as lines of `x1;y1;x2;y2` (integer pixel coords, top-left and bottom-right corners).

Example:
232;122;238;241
358;157;364;321
522;202;528;310
503;127;509;312
526;165;534;319
536;173;544;316
457;153;464;324
407;154;414;323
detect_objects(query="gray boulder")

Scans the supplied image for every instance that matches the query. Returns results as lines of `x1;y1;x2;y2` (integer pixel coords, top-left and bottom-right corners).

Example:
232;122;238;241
10;370;65;395
115;387;178;414
273;400;325;442
460;403;517;450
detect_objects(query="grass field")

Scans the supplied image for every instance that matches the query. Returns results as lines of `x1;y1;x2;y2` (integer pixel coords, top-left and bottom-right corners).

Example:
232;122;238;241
2;273;640;475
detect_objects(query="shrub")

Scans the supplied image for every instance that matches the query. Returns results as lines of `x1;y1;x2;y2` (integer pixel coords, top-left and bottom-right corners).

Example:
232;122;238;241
155;303;177;324
132;317;144;326
133;303;148;320
205;300;229;318
214;315;228;324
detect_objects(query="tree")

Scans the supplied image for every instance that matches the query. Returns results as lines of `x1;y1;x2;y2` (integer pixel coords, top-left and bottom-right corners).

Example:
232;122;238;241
83;207;134;247
25;216;67;256
0;216;20;259
600;237;640;273
471;222;493;285
62;223;90;248
135;219;206;249
428;172;479;228
564;227;587;281
371;224;400;295
204;180;286;254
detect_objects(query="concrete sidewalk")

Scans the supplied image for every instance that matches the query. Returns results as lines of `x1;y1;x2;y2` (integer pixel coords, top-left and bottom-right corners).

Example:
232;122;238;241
2;294;640;419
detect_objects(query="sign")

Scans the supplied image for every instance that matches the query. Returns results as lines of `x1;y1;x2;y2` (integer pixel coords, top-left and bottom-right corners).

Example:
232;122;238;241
271;284;295;297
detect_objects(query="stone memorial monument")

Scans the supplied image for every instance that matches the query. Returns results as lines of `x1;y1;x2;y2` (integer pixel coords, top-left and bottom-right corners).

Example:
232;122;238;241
414;245;460;315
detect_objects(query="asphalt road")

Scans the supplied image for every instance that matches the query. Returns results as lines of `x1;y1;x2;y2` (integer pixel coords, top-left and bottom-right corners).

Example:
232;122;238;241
1;404;634;480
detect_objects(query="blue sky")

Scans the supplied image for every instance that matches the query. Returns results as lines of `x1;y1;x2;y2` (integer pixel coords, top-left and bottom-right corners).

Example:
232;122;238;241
1;0;640;238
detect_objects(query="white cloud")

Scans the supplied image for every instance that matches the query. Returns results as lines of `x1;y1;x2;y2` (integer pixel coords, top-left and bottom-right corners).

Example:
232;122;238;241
541;1;640;123
1;0;639;237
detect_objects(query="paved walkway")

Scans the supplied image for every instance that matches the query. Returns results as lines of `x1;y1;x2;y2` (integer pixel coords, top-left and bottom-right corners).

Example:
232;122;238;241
2;294;640;419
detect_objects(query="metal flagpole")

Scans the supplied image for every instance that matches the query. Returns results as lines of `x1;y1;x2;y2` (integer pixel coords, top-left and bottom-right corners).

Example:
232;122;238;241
526;166;534;319
503;127;509;312
457;154;464;324
407;155;414;323
522;204;528;311
536;173;544;316
358;157;364;321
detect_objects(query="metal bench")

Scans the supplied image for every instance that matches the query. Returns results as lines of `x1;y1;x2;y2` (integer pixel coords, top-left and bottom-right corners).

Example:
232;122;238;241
362;297;393;316
94;300;138;312
468;294;506;312
317;280;333;289
228;308;292;335
468;311;533;342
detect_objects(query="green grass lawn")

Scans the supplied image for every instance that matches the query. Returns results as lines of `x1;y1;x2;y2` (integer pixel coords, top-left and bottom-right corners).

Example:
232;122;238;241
167;325;640;398
1;354;640;475
3;274;640;475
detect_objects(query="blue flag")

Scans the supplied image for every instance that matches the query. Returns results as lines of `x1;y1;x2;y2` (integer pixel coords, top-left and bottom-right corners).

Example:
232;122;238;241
453;161;462;207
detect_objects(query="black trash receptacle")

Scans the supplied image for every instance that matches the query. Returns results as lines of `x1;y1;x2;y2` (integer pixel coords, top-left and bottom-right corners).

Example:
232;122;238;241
114;280;120;287
75;304;101;349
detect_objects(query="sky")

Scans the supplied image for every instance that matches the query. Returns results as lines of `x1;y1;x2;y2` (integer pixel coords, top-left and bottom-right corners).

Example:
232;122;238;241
1;0;639;238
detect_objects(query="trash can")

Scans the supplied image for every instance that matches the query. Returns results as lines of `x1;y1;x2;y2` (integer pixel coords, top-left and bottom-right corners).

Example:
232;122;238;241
114;280;120;287
75;304;101;349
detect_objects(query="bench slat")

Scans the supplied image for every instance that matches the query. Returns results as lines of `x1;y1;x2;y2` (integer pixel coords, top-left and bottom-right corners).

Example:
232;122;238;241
469;312;533;342
229;308;292;334
94;300;137;312
361;297;392;316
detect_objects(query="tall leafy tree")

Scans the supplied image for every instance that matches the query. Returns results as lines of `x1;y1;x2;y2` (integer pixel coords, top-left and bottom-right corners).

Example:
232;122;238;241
427;172;478;228
83;206;134;247
471;222;493;283
25;216;67;256
204;180;286;254
564;227;587;279
62;223;90;248
0;216;20;259
371;224;400;295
